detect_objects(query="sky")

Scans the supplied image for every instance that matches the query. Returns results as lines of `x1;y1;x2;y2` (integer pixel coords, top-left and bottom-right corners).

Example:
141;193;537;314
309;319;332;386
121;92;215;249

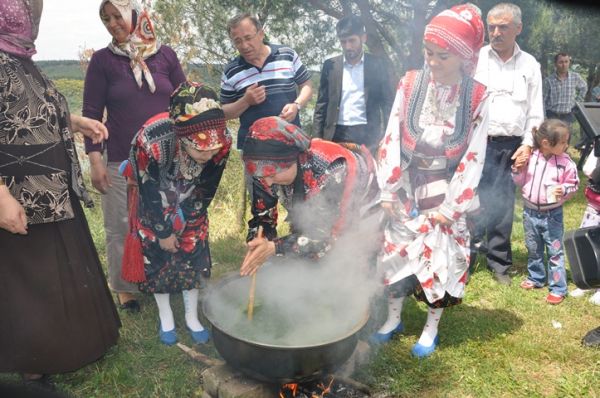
35;1;109;60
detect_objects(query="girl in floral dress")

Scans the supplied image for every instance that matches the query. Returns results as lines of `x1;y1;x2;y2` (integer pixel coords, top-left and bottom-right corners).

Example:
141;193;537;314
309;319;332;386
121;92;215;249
126;82;231;345
373;4;488;358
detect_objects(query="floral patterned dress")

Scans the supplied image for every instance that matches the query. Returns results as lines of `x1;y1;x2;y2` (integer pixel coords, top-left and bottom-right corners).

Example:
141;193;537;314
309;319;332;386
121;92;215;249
248;139;378;258
377;70;488;305
129;113;229;293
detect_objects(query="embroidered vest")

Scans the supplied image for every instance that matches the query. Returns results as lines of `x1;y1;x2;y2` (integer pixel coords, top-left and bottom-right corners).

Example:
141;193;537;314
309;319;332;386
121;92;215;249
400;70;486;175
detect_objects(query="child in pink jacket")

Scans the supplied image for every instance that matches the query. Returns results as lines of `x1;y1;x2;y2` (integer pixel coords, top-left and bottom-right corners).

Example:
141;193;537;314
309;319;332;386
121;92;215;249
512;119;579;304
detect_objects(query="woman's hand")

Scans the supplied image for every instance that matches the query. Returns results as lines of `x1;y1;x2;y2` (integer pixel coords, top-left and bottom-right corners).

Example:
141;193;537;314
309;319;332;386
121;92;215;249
429;211;452;226
159;234;179;253
0;186;28;234
240;236;275;276
381;201;395;217
70;115;108;144
88;152;112;194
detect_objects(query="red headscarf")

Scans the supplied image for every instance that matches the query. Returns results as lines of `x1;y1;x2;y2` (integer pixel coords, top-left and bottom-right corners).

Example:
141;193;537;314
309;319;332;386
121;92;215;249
243;117;311;178
423;3;484;75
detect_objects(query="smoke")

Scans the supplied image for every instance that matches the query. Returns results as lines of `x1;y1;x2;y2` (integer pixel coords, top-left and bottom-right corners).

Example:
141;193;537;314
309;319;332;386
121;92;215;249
203;204;384;347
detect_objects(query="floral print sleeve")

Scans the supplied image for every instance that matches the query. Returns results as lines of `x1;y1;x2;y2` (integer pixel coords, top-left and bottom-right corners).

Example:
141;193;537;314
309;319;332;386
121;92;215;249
438;98;490;222
377;85;406;202
275;160;348;258
131;126;174;239
247;178;279;242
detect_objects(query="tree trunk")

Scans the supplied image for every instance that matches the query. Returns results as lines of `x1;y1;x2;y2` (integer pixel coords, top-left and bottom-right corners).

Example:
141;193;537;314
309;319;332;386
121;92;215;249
407;0;427;70
355;0;386;58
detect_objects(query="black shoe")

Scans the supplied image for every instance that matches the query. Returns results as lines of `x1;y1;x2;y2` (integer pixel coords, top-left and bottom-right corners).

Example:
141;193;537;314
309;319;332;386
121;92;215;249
119;299;140;314
582;326;600;348
472;240;488;254
493;273;512;286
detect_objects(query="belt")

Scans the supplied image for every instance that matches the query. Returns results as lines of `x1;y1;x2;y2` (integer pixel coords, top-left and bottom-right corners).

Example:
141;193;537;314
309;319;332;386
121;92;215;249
523;200;562;213
547;110;572;116
487;135;522;143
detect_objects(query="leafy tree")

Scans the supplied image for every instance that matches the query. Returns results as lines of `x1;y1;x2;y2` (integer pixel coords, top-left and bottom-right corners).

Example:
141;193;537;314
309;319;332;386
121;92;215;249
153;0;463;80
152;0;600;96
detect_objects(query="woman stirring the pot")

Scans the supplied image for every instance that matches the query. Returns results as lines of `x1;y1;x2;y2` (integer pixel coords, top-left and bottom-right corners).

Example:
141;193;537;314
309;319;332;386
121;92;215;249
239;116;378;275
373;4;488;358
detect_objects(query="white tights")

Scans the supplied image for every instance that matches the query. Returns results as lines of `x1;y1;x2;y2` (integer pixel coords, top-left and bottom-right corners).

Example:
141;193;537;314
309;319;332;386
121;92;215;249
154;289;205;332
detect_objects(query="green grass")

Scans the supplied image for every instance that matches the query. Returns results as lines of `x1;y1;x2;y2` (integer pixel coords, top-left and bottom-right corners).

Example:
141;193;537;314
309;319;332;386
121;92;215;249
2;149;599;397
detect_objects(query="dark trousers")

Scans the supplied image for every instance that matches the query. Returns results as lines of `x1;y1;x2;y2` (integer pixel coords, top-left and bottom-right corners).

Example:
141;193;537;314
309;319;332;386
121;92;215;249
472;137;521;275
546;110;575;124
333;124;377;155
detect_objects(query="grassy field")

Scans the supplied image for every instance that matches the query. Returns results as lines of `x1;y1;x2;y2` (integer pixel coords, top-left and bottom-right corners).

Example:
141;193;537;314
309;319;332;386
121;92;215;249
2;149;599;397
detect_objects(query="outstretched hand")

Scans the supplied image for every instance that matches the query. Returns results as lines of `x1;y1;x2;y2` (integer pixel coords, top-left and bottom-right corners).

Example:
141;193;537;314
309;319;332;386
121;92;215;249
71;115;108;144
240;226;274;276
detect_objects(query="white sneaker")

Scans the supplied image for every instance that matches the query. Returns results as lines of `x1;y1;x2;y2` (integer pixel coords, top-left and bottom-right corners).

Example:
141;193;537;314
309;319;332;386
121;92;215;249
589;290;600;306
570;288;591;298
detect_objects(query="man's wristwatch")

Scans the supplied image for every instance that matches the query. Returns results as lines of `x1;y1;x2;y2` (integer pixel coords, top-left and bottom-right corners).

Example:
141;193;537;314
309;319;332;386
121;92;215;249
293;101;302;110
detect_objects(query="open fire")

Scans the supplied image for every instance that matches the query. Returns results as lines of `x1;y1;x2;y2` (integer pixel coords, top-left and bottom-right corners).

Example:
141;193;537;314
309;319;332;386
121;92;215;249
279;377;369;398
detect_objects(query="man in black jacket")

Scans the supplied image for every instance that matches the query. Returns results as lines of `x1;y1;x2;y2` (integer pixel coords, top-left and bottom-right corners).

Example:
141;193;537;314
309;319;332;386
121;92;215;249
313;15;395;155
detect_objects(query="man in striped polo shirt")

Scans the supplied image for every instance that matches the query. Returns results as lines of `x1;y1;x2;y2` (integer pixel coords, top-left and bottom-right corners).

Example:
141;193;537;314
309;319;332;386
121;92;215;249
220;13;313;149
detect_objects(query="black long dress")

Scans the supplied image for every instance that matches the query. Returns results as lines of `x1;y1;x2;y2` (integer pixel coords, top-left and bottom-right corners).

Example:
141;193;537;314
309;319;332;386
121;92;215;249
0;51;120;374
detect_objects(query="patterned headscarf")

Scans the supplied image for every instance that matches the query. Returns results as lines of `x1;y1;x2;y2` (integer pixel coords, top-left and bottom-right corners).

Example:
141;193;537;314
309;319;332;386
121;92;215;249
242;117;311;177
423;3;484;76
100;0;160;92
0;0;43;58
169;81;231;178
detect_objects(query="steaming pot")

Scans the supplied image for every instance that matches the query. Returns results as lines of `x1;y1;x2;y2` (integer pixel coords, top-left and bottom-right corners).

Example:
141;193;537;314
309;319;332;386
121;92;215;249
202;262;370;383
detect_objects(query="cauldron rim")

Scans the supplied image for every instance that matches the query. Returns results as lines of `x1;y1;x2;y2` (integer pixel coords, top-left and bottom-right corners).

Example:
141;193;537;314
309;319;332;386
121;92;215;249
202;272;370;350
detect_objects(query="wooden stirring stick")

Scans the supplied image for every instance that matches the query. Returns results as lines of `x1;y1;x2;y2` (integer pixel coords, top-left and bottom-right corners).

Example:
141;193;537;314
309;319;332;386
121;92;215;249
247;226;263;320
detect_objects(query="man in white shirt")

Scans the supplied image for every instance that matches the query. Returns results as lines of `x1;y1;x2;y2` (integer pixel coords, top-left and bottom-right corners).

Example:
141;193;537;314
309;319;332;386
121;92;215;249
472;2;544;285
313;15;395;155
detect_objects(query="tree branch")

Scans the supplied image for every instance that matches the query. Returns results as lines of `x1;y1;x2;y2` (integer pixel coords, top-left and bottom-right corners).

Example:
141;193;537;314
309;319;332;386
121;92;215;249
305;0;343;19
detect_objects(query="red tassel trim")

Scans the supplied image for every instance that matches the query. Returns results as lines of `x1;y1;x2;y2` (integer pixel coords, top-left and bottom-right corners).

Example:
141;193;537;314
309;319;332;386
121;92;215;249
122;184;146;283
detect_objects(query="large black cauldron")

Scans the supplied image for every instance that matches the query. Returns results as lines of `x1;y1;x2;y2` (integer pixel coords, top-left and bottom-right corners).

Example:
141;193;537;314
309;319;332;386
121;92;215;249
202;262;370;383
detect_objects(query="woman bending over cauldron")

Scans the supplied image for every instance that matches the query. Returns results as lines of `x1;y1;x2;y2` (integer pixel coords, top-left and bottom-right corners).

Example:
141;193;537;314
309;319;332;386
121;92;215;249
123;82;231;345
239;116;378;275
373;4;488;358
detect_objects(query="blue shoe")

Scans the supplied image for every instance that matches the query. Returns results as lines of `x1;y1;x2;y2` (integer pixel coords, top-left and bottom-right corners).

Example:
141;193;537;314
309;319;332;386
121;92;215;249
159;324;177;346
369;323;404;344
411;335;439;358
187;326;210;344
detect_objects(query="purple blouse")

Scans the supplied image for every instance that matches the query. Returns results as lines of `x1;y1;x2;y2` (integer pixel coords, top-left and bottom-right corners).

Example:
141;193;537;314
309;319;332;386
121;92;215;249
83;45;186;161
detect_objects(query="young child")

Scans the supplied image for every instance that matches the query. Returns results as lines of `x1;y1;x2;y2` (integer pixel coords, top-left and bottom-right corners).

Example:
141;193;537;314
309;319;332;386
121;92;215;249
513;119;579;304
570;142;600;305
